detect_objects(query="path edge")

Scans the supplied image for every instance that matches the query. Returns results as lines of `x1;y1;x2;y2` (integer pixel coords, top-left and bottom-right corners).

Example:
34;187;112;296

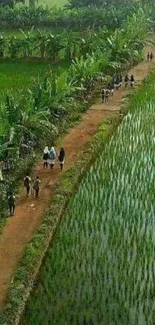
0;112;122;325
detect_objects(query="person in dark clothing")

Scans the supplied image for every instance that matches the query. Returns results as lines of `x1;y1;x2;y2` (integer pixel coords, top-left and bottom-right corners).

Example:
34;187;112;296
109;81;114;96
115;75;120;90
119;74;123;87
23;175;31;197
130;74;135;87
124;74;129;88
101;88;106;103
58;148;65;171
147;52;150;61
8;193;15;216
43;146;49;169
105;89;109;102
33;176;41;199
150;52;153;61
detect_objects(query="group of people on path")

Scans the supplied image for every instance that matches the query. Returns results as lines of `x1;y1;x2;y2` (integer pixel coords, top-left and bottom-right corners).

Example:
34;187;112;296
24;175;41;199
8;175;41;217
7;146;66;217
147;52;153;62
101;74;135;103
43;146;65;171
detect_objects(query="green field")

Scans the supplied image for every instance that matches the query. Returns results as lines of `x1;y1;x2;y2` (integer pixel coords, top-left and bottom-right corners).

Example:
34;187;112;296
25;0;68;7
0;60;49;101
23;73;155;324
24;0;68;8
41;0;68;6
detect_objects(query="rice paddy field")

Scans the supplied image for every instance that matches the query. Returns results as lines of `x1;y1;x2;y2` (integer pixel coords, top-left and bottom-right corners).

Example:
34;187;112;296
24;0;68;7
41;0;68;6
22;73;155;325
0;60;49;102
40;0;68;7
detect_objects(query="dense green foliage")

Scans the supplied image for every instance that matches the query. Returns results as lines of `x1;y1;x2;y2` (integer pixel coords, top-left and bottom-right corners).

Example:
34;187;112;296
0;3;140;29
23;72;155;325
0;9;146;217
0;12;146;61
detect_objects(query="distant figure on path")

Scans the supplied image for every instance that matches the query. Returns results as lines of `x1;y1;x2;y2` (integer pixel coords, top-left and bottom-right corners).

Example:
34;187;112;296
0;162;3;182
130;74;135;87
150;52;153;61
115;76;120;90
58;148;65;171
108;82;114;96
24;175;31;197
101;88;106;103
119;74;123;87
43;146;49;169
48;146;56;170
124;74;129;88
8;193;15;216
105;89;109;102
33;176;41;199
147;52;150;61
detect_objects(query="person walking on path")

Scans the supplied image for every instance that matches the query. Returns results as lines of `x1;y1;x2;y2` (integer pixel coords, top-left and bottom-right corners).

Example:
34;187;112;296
130;74;135;87
8;192;16;216
115;76;120;90
48;146;56;170
23;175;31;197
43;146;49;169
110;81;115;96
101;88;106;103
119;74;123;87
150;52;153;61
124;74;129;88
147;52;150;61
33;176;41;199
58;148;65;171
105;89;109;102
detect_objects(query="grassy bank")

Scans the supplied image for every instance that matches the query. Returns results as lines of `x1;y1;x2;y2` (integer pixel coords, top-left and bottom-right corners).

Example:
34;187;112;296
21;72;155;324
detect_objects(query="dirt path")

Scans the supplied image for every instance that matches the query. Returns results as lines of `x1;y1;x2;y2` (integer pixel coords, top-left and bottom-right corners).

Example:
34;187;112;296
0;46;154;311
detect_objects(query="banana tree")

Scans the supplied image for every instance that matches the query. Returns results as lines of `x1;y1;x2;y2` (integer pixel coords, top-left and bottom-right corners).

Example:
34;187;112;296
29;70;77;128
0;93;54;157
8;36;21;58
19;28;35;58
46;34;63;62
34;30;47;59
60;31;79;61
123;10;147;52
69;53;102;86
0;35;6;58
